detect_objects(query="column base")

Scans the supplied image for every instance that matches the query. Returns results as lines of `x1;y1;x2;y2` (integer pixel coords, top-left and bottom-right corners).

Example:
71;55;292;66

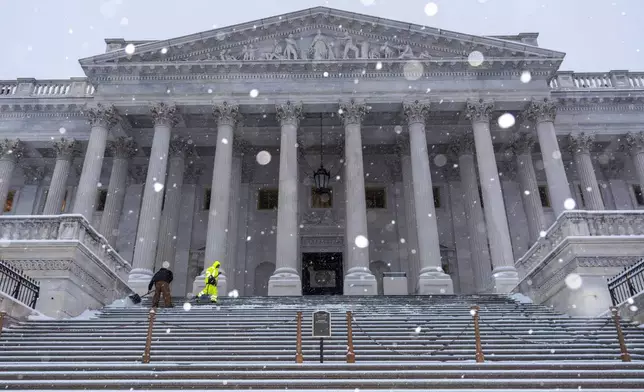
490;267;520;294
268;268;302;296
192;273;227;297
344;268;378;296
417;269;454;295
127;268;153;295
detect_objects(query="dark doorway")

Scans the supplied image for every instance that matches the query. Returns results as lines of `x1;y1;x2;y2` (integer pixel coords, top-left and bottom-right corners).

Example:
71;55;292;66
302;252;343;295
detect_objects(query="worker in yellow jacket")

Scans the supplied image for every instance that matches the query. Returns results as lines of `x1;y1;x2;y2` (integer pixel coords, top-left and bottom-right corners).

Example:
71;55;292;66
198;260;220;303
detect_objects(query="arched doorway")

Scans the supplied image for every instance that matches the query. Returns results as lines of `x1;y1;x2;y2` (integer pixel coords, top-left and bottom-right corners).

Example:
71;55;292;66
369;260;391;296
254;262;275;296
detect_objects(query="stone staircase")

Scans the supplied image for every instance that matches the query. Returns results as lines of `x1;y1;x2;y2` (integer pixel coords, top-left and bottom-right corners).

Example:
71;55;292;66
1;295;644;391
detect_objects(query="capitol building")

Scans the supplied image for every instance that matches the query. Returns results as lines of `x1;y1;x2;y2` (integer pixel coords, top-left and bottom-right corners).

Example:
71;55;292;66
1;7;643;319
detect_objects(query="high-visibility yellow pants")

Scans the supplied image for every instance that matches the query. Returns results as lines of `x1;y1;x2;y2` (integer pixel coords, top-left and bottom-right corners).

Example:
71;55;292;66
198;284;218;302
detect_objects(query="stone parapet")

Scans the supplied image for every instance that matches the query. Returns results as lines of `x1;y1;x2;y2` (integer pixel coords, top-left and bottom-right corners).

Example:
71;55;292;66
0;214;132;318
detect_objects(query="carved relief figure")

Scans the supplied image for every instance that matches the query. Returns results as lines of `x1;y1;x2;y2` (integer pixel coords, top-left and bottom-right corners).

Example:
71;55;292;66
398;44;414;59
380;41;394;58
283;33;299;60
419;50;432;60
368;47;380;59
242;44;257;61
263;39;284;60
341;31;359;59
310;29;334;60
219;49;237;61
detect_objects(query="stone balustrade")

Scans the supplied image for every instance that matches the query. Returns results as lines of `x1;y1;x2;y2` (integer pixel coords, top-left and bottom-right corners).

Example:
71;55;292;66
550;71;644;90
0;78;95;99
0;214;132;318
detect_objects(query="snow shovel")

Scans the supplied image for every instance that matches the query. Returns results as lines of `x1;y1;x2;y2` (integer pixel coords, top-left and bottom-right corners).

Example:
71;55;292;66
128;291;153;305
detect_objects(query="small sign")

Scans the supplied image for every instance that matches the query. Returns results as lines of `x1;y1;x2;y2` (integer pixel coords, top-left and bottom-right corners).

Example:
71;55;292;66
312;310;331;338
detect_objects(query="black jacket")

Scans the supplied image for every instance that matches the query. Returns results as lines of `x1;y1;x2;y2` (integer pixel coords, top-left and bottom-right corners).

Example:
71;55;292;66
148;268;174;291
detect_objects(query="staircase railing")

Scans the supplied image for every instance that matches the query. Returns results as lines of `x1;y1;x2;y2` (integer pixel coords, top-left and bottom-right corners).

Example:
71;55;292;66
0;260;40;308
608;257;644;306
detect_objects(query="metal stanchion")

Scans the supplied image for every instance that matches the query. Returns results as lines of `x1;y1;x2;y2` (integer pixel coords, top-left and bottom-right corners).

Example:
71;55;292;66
142;308;156;364
346;311;355;363
610;307;631;362
296;311;303;364
471;305;484;363
0;311;5;339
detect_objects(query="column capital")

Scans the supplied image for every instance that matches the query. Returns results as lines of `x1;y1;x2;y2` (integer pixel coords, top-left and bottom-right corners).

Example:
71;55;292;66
568;132;595;154
447;133;475;157
339;99;369;126
465;99;494;124
0;139;24;162
85;103;120;128
510;132;536;155
23;165;46;185
524;98;557;123
624;132;644;155
108;136;138;159
151;102;180;127
213;101;240;127
51;137;79;161
184;162;204;184
128;164;148;184
169;137;196;158
276;101;304;126
403;100;430;125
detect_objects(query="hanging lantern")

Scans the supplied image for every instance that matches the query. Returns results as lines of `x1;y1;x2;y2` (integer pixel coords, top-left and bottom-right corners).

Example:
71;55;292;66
313;165;331;195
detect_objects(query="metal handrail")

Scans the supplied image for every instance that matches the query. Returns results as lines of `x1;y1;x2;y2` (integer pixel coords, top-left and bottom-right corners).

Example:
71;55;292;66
608;258;644;306
0;260;40;308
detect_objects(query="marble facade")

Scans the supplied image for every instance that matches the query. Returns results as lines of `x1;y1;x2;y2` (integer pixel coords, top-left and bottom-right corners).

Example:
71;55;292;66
1;7;644;317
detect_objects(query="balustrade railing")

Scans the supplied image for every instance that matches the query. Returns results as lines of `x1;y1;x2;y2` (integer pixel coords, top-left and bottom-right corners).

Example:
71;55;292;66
0;260;40;308
550;71;644;90
0;79;95;98
608;258;644;306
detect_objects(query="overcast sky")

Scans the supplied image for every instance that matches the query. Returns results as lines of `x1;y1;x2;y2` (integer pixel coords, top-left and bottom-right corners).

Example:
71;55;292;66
1;0;641;79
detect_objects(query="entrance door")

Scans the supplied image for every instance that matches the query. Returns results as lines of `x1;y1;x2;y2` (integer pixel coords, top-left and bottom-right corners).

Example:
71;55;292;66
302;252;343;295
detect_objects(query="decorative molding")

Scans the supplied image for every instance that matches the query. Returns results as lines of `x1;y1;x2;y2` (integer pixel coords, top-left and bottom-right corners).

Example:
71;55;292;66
524;98;557;123
403;100;430;125
0;139;23;162
213;101;240;127
464;99;494;123
276;101;304;126
85;103;119;128
568;132;595;155
150;102;180;127
301;210;344;227
52;138;80;161
339;99;369;126
301;234;344;248
624;132;644;155
108;137;137;159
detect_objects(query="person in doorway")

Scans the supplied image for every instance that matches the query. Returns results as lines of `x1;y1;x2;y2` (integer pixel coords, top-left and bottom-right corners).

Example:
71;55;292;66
148;262;174;308
198;260;221;303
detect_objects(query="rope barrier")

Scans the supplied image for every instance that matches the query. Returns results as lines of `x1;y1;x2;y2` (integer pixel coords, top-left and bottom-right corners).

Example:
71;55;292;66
351;316;472;357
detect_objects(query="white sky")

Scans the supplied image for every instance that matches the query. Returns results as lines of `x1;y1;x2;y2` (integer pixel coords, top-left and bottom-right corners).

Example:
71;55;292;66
1;0;642;79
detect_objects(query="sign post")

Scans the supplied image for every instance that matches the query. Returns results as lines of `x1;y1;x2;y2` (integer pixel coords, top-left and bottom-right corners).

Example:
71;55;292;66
312;310;331;363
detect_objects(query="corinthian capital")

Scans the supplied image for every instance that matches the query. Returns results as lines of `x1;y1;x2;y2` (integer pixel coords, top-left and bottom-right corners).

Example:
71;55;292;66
624;132;644;155
447;133;475;157
403;100;430;125
0;139;23;162
85;104;119;128
23;166;46;185
525;98;557;123
568;132;595;155
108;137;137;159
510;133;536;155
213;102;240;126
151;103;180;127
339;99;369;126
169;137;195;158
53;138;79;161
276;101;304;126
464;99;494;123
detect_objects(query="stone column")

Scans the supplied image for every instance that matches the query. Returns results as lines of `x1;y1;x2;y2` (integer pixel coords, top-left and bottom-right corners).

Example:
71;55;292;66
525;99;573;216
448;133;491;292
43;138;78;215
510;133;547;241
155;138;193;271
338;99;377;295
128;103;179;293
99;137;137;247
193;102;239;296
625;132;644;189
0;139;23;211
465;100;518;293
403;101;453;294
269;101;303;296
73;104;118;221
569;133;604;210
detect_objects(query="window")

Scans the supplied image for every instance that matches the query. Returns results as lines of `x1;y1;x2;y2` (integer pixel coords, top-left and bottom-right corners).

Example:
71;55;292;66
633;185;644;206
478;186;484;209
4;190;15;213
258;189;279;210
311;187;332;209
433;186;441;208
366;187;386;209
538;186;551;207
203;188;211;210
96;189;108;212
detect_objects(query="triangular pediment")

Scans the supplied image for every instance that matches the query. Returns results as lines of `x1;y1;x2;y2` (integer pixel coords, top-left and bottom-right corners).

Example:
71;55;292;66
80;6;564;73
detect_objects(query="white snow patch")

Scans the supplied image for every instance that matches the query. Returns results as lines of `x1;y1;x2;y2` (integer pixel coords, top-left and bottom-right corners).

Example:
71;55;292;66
510;293;534;304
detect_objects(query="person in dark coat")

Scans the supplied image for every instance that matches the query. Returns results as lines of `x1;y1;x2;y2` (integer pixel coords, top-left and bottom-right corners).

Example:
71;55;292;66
148;263;174;308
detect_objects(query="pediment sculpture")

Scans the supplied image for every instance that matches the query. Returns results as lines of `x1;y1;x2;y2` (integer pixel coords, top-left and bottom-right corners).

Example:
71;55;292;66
302;209;344;226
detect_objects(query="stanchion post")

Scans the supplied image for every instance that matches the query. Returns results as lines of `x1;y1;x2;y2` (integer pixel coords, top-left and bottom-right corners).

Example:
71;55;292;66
0;311;5;339
471;305;484;363
296;311;303;364
346;311;355;363
142;308;156;364
610;306;631;362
